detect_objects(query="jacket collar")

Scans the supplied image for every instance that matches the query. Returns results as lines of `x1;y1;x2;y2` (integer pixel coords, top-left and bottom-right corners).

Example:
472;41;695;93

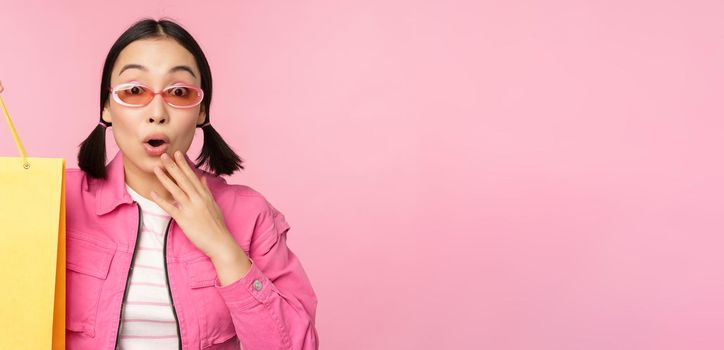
95;150;214;216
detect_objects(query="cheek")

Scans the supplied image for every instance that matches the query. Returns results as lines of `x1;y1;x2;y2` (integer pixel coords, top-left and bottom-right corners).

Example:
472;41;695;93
106;111;144;154
109;127;138;157
176;129;199;151
108;107;142;126
174;111;202;138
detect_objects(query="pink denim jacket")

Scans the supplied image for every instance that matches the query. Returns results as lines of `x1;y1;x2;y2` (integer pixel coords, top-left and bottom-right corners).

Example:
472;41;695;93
65;150;319;349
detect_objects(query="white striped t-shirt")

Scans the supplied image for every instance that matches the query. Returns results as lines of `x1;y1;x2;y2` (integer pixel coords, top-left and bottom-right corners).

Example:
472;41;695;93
118;184;180;349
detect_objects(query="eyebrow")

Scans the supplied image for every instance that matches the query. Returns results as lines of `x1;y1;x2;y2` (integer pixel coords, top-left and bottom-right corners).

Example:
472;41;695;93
118;64;197;78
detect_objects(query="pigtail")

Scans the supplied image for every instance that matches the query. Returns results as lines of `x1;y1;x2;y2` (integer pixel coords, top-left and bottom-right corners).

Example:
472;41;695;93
195;123;244;176
77;122;109;180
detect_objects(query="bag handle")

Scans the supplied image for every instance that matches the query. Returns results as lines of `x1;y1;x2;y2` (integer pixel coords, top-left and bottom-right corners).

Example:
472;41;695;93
0;87;30;170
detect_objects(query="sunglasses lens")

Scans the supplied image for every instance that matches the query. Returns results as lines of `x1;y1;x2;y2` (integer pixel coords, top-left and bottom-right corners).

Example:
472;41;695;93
115;85;153;106
163;86;203;107
112;84;203;107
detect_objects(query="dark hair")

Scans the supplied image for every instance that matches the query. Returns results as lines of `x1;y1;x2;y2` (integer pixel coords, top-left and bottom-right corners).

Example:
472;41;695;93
77;17;244;179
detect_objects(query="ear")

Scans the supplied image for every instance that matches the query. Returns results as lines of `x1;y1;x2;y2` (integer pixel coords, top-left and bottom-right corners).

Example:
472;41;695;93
197;105;207;125
101;100;112;124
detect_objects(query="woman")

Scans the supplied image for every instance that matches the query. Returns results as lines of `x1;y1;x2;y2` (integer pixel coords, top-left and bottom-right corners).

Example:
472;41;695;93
31;17;317;349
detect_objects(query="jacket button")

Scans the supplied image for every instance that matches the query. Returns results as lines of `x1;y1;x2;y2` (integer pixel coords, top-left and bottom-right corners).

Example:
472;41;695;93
253;279;262;291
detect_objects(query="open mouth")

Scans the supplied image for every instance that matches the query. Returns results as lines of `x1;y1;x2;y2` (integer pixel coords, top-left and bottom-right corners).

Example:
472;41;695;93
146;139;166;147
143;139;169;157
142;133;170;156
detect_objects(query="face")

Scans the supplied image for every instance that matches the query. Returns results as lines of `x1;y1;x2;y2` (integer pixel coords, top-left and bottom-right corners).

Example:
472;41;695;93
102;37;206;175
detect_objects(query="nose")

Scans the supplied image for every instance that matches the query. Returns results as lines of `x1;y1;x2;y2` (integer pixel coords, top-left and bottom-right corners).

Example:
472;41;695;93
147;92;168;124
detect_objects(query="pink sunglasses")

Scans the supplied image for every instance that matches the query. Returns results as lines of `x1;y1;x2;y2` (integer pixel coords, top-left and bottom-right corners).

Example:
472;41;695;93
108;82;204;108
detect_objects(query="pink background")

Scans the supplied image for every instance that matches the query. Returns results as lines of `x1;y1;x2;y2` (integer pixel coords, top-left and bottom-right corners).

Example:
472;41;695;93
1;1;723;349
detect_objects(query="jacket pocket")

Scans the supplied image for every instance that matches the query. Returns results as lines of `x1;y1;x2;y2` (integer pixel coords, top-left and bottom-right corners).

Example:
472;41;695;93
66;234;115;338
185;256;237;349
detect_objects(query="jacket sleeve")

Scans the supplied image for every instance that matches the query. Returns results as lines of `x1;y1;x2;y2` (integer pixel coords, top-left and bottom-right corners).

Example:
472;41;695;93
212;199;319;350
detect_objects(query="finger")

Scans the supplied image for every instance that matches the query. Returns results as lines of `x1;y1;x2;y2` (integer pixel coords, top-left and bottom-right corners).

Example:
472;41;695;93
172;151;207;196
201;176;209;191
154;164;190;205
0;81;4;93
201;176;213;196
150;190;180;217
159;153;197;200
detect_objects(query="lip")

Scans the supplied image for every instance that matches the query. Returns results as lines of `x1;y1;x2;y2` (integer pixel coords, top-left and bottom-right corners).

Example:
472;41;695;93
143;132;170;143
144;142;169;157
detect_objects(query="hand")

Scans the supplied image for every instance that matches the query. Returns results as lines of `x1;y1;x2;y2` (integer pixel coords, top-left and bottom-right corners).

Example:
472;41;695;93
150;150;241;260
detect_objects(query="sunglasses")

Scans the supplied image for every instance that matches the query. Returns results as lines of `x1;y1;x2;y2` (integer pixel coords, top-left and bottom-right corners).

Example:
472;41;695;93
108;82;204;108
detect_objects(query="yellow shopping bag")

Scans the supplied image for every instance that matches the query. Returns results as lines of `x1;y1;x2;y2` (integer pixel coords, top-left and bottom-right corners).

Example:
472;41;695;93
0;91;66;349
